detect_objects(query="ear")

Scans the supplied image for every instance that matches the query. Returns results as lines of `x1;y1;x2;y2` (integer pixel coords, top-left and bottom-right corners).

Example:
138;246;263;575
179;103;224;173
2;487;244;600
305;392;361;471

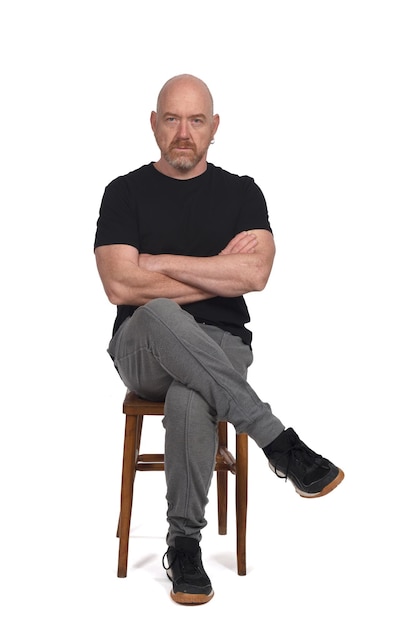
211;113;220;138
150;111;157;133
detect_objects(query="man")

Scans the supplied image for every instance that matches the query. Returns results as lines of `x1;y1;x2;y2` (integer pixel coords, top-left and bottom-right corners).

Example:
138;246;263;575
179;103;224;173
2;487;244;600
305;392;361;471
94;74;344;605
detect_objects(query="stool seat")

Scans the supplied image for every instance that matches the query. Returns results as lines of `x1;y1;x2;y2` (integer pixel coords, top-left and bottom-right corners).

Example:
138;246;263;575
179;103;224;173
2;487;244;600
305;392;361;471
117;391;248;577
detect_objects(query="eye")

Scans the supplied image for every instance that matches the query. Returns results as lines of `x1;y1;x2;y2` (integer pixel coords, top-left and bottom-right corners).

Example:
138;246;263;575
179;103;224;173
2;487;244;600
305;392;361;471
191;118;204;126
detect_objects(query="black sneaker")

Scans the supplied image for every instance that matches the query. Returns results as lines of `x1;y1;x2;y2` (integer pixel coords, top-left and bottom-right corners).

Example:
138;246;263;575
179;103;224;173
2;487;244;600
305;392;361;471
163;537;214;605
264;428;344;498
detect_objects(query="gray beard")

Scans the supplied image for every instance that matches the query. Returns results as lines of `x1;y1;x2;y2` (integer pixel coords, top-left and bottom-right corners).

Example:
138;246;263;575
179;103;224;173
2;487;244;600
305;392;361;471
164;151;203;172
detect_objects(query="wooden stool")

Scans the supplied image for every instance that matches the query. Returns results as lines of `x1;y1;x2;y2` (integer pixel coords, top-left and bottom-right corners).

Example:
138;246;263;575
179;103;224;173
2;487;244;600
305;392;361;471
117;390;248;577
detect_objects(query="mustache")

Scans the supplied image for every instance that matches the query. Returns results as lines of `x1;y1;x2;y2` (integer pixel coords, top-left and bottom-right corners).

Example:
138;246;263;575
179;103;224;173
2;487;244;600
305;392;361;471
170;140;195;150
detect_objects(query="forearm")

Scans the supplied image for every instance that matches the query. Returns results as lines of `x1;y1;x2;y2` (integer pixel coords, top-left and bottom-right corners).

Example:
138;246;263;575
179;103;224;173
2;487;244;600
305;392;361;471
95;246;214;306
95;231;274;306
143;252;269;297
116;270;214;305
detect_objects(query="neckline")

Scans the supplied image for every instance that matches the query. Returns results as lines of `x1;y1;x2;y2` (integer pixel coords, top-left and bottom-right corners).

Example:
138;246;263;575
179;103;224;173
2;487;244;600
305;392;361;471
150;161;211;182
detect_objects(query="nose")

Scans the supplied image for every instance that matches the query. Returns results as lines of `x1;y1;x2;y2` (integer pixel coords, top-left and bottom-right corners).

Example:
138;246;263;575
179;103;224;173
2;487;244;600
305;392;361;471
177;118;190;138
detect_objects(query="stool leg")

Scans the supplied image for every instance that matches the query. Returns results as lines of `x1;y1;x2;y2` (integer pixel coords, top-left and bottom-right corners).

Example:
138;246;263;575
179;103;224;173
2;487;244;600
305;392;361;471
236;433;248;576
217;422;228;535
117;414;138;577
116;415;143;538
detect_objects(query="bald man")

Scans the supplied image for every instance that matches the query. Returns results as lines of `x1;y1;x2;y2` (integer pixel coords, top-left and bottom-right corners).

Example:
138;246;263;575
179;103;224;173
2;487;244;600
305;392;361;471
94;74;344;605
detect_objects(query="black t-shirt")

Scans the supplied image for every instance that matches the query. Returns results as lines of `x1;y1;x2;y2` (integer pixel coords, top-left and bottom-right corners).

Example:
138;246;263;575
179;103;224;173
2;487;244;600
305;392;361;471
94;163;272;345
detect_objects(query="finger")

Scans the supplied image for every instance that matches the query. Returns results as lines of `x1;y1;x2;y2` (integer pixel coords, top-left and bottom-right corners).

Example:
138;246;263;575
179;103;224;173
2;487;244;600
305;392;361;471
237;238;258;253
220;231;257;255
230;232;258;253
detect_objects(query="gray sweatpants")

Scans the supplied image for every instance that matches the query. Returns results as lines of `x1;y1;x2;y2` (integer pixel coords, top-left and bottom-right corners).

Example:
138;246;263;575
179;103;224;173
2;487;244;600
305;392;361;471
108;298;284;545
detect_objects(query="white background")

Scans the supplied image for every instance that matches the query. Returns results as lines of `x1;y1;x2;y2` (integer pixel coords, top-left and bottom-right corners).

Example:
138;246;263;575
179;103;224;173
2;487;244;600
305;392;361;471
1;1;416;623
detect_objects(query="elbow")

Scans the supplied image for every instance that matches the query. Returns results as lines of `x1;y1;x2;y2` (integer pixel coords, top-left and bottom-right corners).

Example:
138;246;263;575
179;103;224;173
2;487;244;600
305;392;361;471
253;279;268;292
249;266;272;292
107;292;122;306
104;280;147;306
103;281;126;305
250;278;268;293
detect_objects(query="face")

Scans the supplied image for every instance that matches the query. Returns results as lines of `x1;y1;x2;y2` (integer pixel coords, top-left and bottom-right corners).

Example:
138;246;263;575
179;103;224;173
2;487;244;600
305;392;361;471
151;77;219;178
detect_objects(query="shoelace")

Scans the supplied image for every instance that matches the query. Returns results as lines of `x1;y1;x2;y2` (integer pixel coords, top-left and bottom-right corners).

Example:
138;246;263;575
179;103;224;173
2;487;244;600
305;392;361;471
162;549;200;576
272;440;324;481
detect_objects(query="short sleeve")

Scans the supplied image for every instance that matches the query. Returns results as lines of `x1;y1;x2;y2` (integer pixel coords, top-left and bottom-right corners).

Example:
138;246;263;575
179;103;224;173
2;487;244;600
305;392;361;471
94;176;139;250
236;177;272;234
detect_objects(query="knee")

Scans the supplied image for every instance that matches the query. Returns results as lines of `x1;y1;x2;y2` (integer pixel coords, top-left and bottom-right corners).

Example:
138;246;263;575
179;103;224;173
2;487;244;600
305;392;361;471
132;298;179;325
144;298;179;316
130;298;197;343
140;298;199;329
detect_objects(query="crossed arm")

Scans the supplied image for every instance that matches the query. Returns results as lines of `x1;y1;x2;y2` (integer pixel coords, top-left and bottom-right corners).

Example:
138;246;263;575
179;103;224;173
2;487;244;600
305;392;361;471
95;229;275;306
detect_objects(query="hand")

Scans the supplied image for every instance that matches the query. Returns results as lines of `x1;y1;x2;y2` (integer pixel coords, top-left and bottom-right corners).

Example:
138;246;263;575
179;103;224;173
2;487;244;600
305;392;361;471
219;231;258;255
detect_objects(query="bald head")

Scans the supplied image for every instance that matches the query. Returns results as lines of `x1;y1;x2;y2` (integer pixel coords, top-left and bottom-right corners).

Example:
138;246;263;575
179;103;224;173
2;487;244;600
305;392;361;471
156;74;214;116
151;74;219;179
